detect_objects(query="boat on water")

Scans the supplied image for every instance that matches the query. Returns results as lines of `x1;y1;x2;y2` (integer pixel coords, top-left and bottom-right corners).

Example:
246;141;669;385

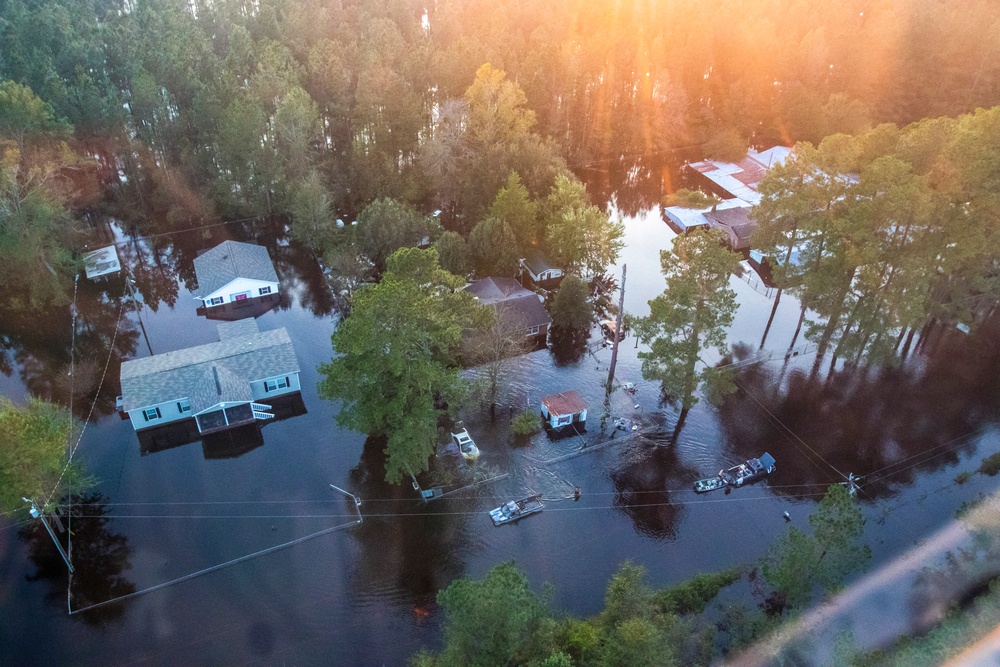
451;421;480;460
693;453;776;493
489;494;543;526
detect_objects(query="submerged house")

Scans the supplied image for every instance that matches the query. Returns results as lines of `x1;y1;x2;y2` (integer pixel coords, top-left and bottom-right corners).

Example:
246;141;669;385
703;204;758;251
466;277;552;345
662;199;751;237
540;390;588;431
119;318;300;435
519;249;564;290
193;240;279;309
83;245;121;280
686;146;792;206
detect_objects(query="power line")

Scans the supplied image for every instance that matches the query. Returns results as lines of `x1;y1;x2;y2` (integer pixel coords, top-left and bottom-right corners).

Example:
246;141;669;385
734;379;847;482
39;280;128;510
64;491;825;521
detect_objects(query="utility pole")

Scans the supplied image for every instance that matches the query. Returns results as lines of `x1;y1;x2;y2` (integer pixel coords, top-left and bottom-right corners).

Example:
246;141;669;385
126;273;153;356
606;264;626;393
23;498;74;573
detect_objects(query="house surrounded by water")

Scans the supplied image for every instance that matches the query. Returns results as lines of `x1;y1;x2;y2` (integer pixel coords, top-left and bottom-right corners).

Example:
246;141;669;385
518;249;564;290
193;240;279;309
540;390;588;430
686;146;792;206
466;277;552;345
118;318;300;434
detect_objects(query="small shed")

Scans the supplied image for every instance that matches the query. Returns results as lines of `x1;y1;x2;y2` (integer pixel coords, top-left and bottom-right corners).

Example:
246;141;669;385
519;249;564;289
540;390;588;429
83;245;121;279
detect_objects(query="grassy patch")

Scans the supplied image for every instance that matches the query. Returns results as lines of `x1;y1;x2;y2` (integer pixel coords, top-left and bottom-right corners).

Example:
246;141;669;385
663;188;721;209
511;411;541;437
653;568;741;615
977;453;1000;476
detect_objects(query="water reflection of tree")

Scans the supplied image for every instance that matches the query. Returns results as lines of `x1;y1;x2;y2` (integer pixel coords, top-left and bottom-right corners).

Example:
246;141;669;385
718;310;1000;497
20;493;135;626
346;437;475;612
0;279;139;420
610;440;698;539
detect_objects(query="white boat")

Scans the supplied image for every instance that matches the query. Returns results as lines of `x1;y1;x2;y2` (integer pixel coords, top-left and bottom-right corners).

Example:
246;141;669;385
489;494;543;526
451;421;480;460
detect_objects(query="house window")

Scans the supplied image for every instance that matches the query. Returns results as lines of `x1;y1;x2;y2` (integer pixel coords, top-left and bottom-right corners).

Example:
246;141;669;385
259;286;272;296
208;296;224;306
264;376;290;392
525;325;541;336
556;415;572;426
177;400;191;414
143;407;162;422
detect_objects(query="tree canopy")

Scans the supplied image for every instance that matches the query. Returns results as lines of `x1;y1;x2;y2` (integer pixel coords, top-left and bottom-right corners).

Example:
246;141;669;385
637;229;739;411
0;397;88;513
318;248;483;483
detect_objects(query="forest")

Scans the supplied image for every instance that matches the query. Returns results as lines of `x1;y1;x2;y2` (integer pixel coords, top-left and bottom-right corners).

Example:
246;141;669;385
4;1;1000;663
2;0;1000;308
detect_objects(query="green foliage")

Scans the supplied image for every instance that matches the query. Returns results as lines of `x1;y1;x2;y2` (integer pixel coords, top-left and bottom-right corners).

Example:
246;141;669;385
0;80;71;147
548;274;593;333
977;453;1000;476
703;128;746;162
434;231;470;276
318;248;482;483
356;198;431;273
762;484;871;610
490;171;539;249
637;229;739;410
436;561;549;667
653;568;740;615
0;397;89;513
543;173;624;277
289;170;335;251
511;411;541;437
662;188;720;209
468;216;519;277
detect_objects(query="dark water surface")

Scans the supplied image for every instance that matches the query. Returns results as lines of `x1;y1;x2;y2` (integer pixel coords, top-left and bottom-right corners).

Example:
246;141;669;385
2;178;1000;664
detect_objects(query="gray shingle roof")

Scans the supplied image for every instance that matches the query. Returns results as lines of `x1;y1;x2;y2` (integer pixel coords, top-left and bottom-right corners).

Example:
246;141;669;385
119;326;299;412
193;241;279;297
465;278;551;329
217;318;261;340
466;277;534;305
520;249;559;275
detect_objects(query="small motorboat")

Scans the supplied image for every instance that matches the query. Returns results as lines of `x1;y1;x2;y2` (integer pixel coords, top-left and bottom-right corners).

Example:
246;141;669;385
693;453;776;493
451;421;480;460
489;494;543;526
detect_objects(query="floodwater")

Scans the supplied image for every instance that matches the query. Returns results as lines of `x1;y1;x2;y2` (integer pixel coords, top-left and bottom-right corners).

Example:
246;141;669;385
2;162;1000;664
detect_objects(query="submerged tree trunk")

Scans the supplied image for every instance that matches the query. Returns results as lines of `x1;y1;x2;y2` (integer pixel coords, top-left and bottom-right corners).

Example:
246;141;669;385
670;407;689;445
760;288;782;350
788;303;807;355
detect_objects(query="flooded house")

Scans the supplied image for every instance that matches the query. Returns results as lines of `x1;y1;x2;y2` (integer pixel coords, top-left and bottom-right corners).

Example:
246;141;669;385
193;240;279;310
82;245;122;279
686;146;792;206
466;277;552;346
118;318;301;435
540;390;588;431
703;204;758;251
518;249;564;290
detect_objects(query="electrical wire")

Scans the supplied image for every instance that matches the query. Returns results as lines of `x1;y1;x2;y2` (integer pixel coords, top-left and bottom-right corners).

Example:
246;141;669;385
39;279;128;510
64;491;825;521
734;378;848;483
68;517;361;616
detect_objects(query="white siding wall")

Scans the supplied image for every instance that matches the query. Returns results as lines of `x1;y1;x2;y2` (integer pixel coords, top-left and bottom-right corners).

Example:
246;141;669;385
128;397;193;430
203;278;279;307
250;371;301;400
